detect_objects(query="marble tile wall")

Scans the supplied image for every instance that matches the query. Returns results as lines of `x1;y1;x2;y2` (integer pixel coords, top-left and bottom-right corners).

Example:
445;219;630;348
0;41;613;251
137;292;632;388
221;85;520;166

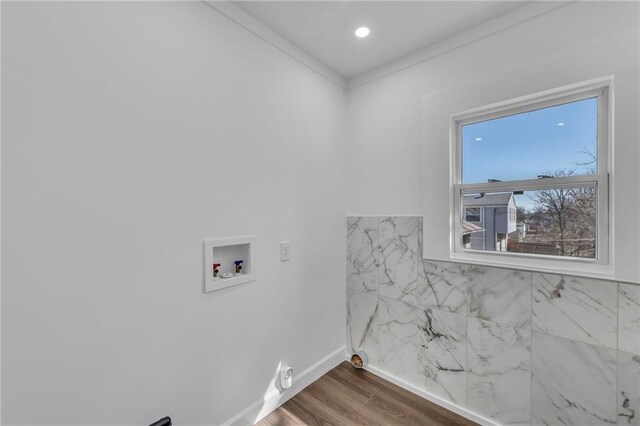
346;216;640;426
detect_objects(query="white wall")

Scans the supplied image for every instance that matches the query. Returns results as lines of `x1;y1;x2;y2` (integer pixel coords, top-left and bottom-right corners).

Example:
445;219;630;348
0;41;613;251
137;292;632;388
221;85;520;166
1;2;346;424
346;1;640;282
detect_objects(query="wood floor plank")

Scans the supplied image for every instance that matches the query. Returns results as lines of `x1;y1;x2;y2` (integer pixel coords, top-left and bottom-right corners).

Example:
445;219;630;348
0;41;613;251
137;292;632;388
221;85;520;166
257;405;304;426
333;363;476;425
281;389;362;426
311;372;373;407
361;393;443;426
257;362;478;426
301;376;384;426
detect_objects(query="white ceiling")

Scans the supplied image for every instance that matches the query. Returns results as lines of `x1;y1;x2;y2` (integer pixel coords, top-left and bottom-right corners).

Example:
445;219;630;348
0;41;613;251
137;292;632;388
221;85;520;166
232;1;531;79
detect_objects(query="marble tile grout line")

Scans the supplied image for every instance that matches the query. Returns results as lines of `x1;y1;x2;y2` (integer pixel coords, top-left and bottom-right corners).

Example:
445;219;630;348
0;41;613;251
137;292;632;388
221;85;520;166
529;270;533;426
616;282;619;422
465;264;470;414
417;218;420;389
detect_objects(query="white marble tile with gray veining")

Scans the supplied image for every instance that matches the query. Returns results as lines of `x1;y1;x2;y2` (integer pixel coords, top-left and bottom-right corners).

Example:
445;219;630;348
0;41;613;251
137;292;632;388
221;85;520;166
619;351;640;425
532;332;617;426
532;273;617;349
417;308;467;405
619;284;640;355
377;296;418;385
347;217;380;294
468;266;531;329
467;317;531;425
418;260;467;314
346;290;379;364
378;217;420;305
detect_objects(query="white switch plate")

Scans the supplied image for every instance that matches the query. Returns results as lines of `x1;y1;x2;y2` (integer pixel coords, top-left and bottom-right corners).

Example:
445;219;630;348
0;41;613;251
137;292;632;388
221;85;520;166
280;241;291;261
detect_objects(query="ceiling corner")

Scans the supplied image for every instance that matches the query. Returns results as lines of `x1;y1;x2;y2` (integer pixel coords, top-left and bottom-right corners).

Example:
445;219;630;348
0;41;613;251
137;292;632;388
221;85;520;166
202;0;348;89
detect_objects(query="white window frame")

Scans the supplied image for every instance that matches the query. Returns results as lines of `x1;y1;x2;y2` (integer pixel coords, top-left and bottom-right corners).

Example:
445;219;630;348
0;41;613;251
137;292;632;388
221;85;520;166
450;77;612;273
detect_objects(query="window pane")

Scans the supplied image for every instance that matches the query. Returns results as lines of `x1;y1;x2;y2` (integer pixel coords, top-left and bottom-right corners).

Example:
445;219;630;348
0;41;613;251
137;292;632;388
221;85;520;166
461;187;596;258
462;98;598;184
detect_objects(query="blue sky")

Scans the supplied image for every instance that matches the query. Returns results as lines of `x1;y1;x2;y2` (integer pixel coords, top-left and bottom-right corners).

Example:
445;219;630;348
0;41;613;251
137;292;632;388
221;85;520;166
462;97;598;185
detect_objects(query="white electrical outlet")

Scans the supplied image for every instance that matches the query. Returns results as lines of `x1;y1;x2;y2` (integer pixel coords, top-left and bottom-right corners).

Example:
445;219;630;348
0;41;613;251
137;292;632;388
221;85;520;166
280;241;291;261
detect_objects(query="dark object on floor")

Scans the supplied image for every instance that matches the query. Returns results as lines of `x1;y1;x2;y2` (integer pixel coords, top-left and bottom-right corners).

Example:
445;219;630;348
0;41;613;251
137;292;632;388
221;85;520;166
149;416;172;426
258;362;478;426
350;349;369;369
350;353;364;368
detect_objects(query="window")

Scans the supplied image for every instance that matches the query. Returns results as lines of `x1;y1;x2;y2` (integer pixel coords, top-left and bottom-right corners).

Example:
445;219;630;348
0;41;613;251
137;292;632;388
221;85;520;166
451;79;610;267
465;207;481;222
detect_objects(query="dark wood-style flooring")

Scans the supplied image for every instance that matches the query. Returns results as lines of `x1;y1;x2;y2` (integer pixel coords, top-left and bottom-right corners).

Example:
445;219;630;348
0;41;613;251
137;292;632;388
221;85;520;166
257;362;478;426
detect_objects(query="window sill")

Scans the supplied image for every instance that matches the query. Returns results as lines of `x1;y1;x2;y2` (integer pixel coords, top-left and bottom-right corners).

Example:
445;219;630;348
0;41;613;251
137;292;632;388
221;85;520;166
447;250;614;281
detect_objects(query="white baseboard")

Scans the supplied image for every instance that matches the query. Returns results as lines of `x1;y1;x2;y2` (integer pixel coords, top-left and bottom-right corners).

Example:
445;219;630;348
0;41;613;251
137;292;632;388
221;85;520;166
361;362;500;426
222;345;347;426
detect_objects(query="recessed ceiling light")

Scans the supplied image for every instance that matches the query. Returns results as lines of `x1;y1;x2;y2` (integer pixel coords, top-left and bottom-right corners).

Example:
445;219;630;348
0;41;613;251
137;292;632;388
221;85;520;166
557;122;565;126
475;137;483;141
355;27;370;38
